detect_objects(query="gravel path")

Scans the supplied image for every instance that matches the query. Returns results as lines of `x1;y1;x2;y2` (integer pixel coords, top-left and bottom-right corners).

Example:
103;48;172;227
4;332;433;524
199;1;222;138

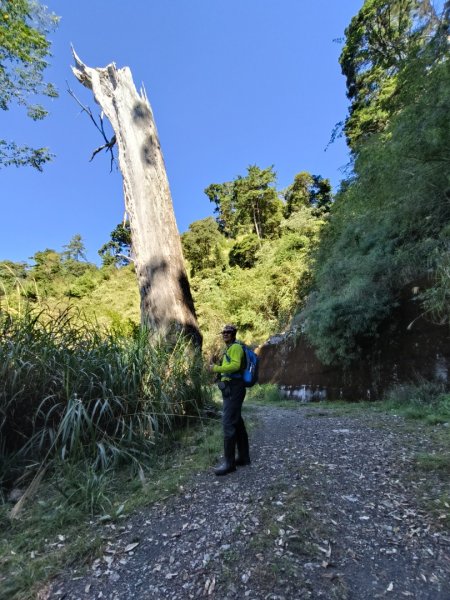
46;405;450;600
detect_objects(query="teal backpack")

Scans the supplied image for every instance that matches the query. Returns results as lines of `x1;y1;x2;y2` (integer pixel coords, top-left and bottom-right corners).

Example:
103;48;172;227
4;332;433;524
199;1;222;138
225;342;259;387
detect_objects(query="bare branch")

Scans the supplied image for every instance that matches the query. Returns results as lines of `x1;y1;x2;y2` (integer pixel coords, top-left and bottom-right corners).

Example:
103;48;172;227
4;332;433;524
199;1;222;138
89;134;116;161
66;81;117;170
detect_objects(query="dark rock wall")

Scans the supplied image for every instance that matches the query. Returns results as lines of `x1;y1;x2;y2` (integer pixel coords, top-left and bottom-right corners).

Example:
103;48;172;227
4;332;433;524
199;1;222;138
258;285;450;400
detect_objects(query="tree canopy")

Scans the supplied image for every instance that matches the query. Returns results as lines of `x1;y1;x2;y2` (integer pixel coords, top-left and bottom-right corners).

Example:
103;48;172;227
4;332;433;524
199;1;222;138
339;0;439;149
178;168;329;351
0;0;59;170
181;217;224;276
63;234;87;262
98;222;132;267
205;165;284;240
283;172;332;218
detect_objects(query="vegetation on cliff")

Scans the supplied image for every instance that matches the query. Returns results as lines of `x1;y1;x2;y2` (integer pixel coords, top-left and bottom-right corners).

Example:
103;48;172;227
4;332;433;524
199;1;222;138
302;1;449;365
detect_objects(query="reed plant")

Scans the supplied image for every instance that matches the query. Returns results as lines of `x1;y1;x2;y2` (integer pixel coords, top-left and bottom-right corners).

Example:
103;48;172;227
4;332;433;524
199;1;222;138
0;306;209;494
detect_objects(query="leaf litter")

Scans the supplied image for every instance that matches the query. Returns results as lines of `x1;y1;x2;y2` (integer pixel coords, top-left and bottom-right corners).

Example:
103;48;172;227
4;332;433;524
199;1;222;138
45;406;449;599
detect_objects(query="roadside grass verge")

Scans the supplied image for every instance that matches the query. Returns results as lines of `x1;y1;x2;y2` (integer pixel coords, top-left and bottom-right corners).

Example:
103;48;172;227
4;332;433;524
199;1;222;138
0;306;210;493
247;382;450;430
382;381;450;425
245;384;375;416
383;382;450;512
245;384;376;413
0;310;209;487
413;450;450;528
0;410;223;600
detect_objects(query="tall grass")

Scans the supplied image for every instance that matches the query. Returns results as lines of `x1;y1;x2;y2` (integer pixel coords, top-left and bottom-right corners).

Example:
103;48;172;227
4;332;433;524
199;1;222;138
0;307;209;493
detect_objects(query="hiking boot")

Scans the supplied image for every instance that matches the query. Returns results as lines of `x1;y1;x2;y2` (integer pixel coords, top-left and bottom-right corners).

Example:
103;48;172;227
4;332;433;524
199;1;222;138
214;461;237;476
215;438;236;476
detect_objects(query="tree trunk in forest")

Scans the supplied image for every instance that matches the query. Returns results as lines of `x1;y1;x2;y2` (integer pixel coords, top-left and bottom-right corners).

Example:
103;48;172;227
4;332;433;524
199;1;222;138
72;51;201;346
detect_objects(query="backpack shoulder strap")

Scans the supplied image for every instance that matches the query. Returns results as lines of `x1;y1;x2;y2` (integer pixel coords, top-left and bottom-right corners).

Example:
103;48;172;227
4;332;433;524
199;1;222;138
224;341;241;362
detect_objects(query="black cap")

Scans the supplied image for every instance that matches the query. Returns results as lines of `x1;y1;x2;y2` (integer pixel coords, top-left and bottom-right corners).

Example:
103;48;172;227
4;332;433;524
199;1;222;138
221;324;237;334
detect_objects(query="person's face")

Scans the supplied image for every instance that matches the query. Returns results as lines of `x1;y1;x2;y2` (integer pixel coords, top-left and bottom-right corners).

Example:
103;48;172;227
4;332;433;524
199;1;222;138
222;331;233;343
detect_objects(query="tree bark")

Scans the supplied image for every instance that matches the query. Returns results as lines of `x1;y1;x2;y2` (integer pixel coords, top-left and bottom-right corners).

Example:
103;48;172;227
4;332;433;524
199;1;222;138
72;51;201;346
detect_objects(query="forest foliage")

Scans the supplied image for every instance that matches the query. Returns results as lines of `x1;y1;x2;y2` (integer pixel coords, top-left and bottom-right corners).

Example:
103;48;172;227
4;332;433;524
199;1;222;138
2;0;448;366
182;0;449;364
0;0;59;169
0;163;330;355
302;0;450;365
0;235;140;333
184;165;330;352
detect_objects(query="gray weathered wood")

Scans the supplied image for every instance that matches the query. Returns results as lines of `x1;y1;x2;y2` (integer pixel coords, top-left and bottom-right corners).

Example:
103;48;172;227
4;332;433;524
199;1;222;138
72;51;201;345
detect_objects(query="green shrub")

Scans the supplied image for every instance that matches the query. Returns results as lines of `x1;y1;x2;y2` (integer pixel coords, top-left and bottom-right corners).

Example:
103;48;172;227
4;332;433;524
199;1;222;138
229;234;260;269
246;384;284;404
384;381;450;424
0;307;209;491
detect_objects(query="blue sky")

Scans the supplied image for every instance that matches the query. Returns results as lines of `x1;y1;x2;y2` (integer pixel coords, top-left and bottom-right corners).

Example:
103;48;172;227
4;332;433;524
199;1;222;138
1;0;364;264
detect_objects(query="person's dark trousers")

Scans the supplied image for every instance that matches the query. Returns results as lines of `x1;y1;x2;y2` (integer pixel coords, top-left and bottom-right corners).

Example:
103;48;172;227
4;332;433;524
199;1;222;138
215;380;249;475
235;417;250;465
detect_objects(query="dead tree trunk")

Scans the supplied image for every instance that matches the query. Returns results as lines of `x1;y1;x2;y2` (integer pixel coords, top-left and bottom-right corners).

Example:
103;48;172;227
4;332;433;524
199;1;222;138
72;51;201;346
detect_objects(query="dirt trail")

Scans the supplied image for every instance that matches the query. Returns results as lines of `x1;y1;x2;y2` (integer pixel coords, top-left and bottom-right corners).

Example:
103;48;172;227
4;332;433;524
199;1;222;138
47;405;450;600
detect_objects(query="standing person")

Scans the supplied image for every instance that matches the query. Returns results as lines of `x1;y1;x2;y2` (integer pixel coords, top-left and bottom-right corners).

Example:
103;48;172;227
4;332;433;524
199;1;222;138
210;324;251;476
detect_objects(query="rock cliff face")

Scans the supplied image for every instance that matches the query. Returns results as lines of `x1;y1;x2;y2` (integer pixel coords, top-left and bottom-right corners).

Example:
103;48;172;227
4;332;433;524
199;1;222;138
258;284;450;400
